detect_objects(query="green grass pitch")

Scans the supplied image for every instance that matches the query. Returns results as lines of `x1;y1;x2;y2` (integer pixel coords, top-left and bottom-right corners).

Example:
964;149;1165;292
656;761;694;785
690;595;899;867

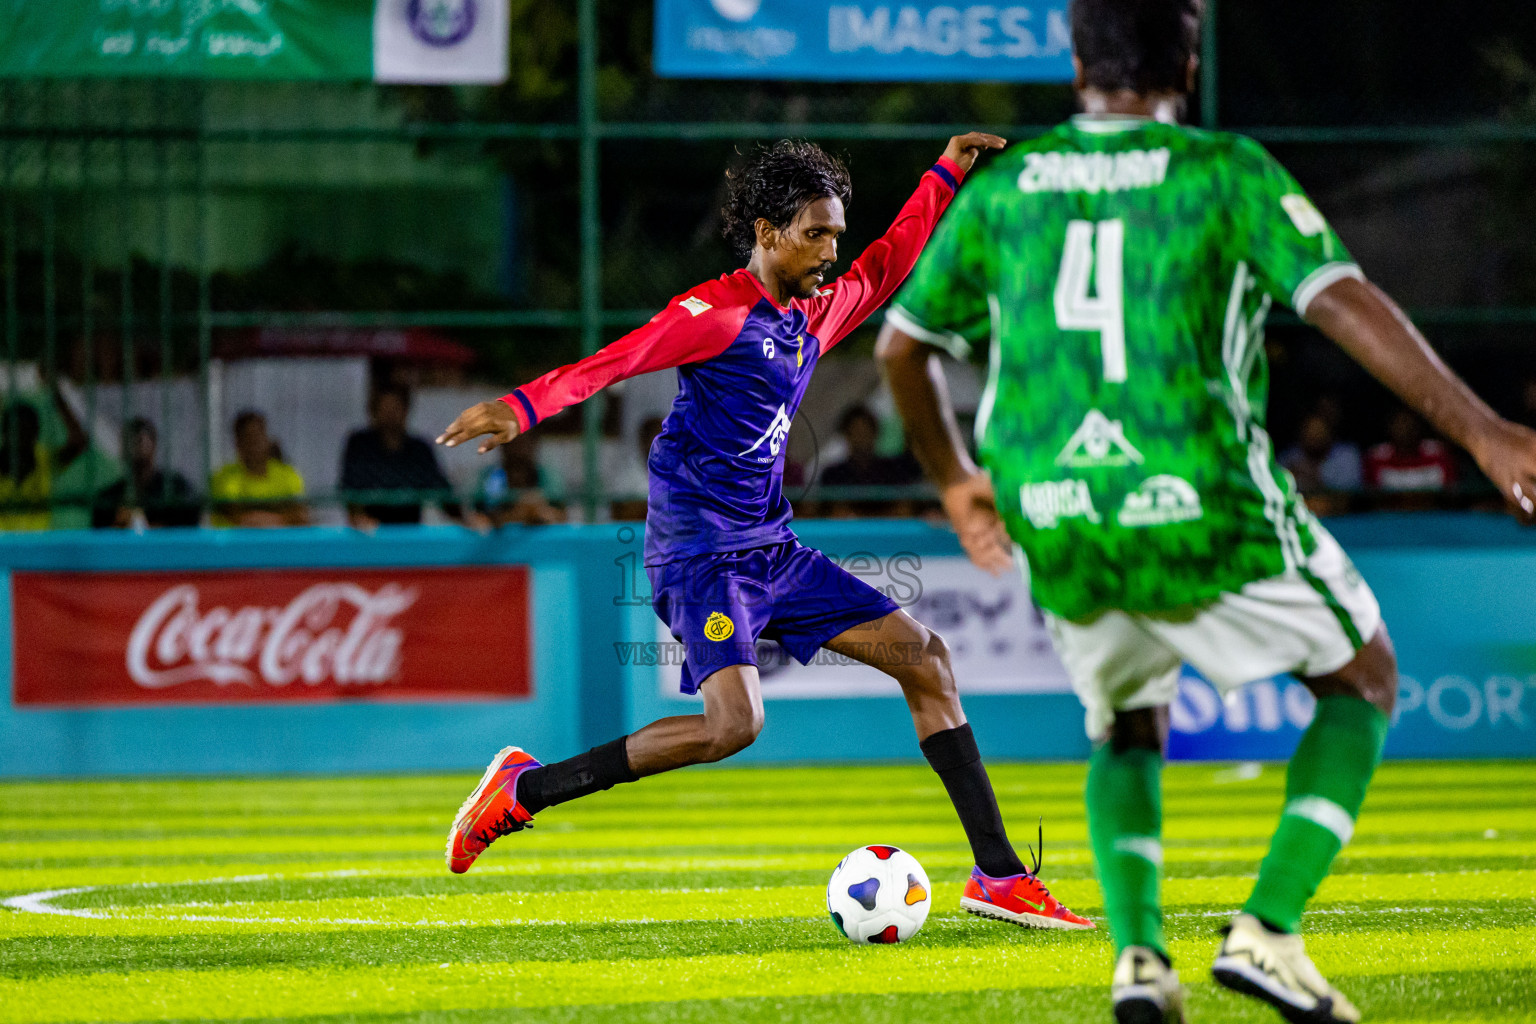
2;760;1534;1023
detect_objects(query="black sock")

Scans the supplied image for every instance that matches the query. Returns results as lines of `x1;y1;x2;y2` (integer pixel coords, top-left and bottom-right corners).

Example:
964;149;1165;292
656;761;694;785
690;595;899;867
515;736;639;816
920;724;1027;878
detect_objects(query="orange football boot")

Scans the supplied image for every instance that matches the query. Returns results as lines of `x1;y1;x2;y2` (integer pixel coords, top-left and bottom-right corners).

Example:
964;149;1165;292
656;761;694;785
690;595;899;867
445;746;541;874
960;825;1095;930
961;866;1096;930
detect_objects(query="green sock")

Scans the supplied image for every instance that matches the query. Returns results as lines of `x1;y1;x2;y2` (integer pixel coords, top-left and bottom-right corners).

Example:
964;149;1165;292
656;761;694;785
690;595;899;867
1245;694;1389;933
1086;743;1165;956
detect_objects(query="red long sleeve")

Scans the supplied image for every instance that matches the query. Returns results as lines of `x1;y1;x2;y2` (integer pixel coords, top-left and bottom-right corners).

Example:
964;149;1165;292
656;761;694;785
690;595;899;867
805;156;965;353
500;280;751;431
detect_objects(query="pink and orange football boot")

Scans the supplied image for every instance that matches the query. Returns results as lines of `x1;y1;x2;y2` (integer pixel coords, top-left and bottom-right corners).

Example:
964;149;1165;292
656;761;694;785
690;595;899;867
445;746;542;874
960;825;1095;930
961;866;1095;930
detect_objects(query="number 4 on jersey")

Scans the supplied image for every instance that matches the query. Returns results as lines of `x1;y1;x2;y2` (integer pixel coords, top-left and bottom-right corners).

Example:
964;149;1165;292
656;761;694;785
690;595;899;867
1054;219;1126;383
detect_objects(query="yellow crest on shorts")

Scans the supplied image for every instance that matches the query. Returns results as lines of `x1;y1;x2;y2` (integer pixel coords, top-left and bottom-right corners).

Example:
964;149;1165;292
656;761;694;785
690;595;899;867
703;611;735;641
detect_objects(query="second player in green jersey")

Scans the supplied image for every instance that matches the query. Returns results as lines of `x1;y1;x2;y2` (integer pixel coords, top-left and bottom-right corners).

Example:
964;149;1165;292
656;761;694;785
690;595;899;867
879;1;1536;1022
888;115;1359;620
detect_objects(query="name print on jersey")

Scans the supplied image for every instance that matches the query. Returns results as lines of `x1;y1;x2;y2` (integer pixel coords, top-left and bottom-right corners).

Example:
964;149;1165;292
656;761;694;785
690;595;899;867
1018;148;1171;195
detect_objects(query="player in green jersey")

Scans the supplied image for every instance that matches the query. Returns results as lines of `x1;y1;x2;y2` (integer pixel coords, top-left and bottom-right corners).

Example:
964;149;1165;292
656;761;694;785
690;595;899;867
877;1;1536;1022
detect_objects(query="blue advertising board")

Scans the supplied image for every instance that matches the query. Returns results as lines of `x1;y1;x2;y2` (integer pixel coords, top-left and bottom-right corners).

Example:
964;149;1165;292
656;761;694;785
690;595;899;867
1167;517;1536;761
654;0;1074;82
0;516;1532;776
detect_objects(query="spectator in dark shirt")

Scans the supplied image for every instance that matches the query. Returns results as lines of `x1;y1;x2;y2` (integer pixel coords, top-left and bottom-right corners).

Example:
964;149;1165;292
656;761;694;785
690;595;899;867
342;384;472;528
1281;411;1362;517
93;418;199;528
820;405;919;517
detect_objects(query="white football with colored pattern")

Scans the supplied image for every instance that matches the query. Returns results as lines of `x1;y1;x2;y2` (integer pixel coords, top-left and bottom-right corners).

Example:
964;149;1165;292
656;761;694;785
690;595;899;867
825;844;932;944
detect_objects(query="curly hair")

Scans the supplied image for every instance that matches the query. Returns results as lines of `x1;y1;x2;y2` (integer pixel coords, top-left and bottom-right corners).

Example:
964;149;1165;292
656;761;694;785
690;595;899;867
721;140;852;259
1070;0;1205;95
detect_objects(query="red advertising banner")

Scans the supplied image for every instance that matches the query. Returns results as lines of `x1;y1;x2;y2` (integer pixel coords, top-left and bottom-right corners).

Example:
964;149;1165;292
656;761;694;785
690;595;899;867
11;567;531;706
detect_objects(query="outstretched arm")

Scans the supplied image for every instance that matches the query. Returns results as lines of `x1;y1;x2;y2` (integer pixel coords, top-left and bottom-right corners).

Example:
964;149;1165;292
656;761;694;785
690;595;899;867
877;323;1012;574
439;296;747;454
810;133;1004;351
1306;275;1536;517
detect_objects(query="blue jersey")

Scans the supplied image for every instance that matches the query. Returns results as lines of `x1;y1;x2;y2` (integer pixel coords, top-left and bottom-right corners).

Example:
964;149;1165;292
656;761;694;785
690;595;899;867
502;158;965;565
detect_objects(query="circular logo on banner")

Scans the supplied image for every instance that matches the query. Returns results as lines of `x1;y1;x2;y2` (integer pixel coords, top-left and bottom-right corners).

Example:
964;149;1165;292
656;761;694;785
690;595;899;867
406;0;477;48
710;0;762;22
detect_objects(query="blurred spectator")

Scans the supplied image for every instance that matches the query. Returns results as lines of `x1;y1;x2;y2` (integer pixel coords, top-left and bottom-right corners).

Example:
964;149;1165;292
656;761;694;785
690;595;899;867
612;416;665;521
341;384;481;529
211;410;308;527
1281;411;1362;516
820;405;919;517
93;418;199;529
1365;408;1457;502
477;433;565;527
1517;376;1536;430
0;385;88;531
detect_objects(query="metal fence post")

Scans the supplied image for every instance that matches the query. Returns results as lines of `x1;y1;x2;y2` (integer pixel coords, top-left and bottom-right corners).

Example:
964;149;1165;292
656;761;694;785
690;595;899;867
1201;0;1219;129
578;0;603;523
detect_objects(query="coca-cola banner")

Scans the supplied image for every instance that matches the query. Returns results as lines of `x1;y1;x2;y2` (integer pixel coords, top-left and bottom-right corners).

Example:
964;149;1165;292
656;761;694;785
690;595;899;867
11;568;531;706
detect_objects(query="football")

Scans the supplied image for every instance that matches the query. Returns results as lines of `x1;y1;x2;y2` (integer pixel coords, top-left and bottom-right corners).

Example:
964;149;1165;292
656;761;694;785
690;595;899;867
825;844;932;944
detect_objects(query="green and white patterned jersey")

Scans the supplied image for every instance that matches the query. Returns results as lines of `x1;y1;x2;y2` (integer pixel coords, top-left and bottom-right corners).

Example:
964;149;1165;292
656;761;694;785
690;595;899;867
889;115;1363;620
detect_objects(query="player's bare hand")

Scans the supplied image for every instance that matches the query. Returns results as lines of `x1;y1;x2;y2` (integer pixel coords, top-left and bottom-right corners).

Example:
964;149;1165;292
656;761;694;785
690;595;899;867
1472;419;1536;523
941;471;1011;576
942;132;1007;175
437;400;521;454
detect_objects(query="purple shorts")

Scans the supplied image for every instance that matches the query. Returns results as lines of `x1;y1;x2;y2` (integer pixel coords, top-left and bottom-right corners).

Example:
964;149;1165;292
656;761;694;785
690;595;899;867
647;541;901;694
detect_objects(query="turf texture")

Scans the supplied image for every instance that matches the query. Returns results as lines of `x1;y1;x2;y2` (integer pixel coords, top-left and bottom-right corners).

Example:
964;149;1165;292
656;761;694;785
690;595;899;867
2;760;1534;1023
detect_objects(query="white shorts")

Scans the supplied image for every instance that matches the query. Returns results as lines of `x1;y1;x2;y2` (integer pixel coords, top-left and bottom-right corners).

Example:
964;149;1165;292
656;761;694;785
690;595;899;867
1044;525;1382;740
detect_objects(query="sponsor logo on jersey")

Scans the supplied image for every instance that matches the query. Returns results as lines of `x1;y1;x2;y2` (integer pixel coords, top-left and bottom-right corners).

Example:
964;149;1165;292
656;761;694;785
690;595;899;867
1117;475;1204;527
1281;194;1328;237
740;403;793;462
1017;148;1171;195
1055;409;1144;468
679;295;713;317
1019;479;1101;530
704;611;735;641
762;336;776;359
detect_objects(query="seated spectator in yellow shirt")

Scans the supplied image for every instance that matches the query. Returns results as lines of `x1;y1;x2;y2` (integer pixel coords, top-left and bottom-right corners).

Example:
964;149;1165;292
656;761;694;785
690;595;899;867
210;410;308;527
0;386;88;532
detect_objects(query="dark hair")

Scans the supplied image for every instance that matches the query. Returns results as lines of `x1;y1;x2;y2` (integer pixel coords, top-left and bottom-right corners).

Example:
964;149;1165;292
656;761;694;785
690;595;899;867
838;404;879;435
125;416;156;442
233;409;265;435
372;382;411;410
1070;0;1205;95
721;140;852;259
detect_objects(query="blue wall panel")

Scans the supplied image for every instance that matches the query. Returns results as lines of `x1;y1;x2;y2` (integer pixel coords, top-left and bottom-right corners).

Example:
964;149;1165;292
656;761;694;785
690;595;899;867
2;514;1533;776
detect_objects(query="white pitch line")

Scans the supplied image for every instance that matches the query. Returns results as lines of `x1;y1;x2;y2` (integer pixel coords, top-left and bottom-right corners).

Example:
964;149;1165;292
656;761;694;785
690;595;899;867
1;887;112;919
0;871;804;928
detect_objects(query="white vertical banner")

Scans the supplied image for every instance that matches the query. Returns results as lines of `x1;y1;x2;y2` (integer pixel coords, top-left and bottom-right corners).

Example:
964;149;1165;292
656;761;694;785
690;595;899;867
656;555;1074;699
373;0;508;84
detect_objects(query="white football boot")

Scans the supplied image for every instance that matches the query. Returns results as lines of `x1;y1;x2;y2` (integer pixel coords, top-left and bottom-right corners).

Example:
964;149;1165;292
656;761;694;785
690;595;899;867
1212;912;1361;1023
1112;945;1186;1024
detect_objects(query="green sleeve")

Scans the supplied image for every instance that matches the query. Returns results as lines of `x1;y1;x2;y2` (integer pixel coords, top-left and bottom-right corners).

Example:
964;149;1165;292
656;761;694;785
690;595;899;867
1230;136;1361;316
886;182;992;360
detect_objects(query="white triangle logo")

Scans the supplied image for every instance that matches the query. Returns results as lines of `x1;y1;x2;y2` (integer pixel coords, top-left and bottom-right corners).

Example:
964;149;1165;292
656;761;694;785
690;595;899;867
1055;409;1144;468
